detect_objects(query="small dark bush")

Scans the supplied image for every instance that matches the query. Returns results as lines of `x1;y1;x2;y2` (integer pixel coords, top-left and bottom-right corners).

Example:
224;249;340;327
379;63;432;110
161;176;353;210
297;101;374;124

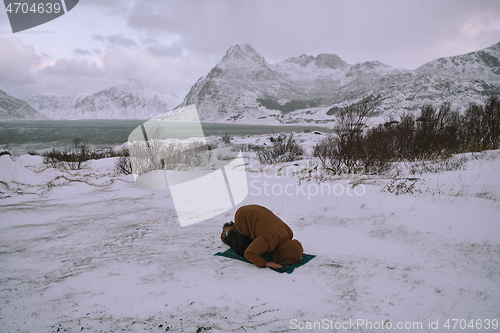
236;143;264;152
256;133;304;164
313;130;393;175
42;136;90;170
461;96;500;151
312;135;343;173
115;148;133;175
313;96;385;174
0;143;12;157
359;125;394;174
43;136;129;170
221;133;232;145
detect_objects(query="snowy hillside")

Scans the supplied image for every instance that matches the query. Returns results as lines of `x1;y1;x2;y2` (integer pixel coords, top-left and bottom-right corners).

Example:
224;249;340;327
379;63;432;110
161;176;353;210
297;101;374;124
0;132;499;332
179;43;500;124
0;90;47;120
25;78;181;120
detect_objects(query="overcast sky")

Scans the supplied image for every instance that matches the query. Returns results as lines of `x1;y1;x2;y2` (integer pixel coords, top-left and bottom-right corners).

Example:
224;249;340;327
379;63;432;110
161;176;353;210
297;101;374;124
1;0;499;99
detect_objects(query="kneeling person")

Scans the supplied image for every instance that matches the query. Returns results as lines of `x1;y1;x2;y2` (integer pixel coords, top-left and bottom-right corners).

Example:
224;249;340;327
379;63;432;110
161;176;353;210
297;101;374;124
221;205;303;269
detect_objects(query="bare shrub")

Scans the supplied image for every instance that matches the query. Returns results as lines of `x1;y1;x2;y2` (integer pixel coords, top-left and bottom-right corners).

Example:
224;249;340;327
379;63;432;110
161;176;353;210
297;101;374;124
43;137;132;171
407;97;499;156
256;133;304;164
236;143;263;152
315;97;499;175
461;96;500;151
129;139;210;175
392;113;416;160
115;155;133;175
42;136;90;170
334;95;379;137
405;155;470;174
413;103;461;159
43;148;64;168
313;128;394;175
216;147;238;161
0;144;12;157
333;95;379;173
359;125;394;174
221;133;232;145
313;135;340;173
382;178;422;196
127;125;210;175
114;147;132;175
313;96;385;174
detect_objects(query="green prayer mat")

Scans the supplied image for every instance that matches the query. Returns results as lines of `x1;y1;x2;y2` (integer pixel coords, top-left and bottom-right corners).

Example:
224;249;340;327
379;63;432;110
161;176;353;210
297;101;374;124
214;248;316;274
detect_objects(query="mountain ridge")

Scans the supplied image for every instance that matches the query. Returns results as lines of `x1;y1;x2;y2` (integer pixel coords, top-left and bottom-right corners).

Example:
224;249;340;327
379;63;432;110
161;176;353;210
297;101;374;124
0;90;48;120
15;42;500;123
25;78;181;120
178;42;500;124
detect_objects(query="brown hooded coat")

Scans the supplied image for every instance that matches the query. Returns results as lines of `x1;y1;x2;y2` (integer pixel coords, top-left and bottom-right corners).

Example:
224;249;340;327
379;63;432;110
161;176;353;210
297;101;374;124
234;205;303;267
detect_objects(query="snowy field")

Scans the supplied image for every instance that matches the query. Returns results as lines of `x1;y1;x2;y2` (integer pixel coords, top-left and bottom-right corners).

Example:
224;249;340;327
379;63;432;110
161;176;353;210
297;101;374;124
0;133;499;333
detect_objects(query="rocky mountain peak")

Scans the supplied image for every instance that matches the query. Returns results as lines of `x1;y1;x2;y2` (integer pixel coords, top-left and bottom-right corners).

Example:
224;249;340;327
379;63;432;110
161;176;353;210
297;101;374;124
284;54;316;67
218;44;269;69
314;54;348;69
108;78;147;93
350;61;392;71
281;53;347;69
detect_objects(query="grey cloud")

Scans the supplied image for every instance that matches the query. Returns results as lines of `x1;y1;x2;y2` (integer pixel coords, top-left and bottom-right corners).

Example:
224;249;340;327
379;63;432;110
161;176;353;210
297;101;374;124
81;0;130;7
125;0;500;69
146;42;183;57
141;37;158;45
4;0;499;98
107;34;138;48
0;37;39;85
40;58;104;77
93;34;138;48
73;48;92;56
79;0;134;18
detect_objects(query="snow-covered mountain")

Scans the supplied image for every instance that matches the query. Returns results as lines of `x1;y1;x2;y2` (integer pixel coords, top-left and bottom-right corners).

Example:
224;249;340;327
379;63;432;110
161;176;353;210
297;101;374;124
25;78;181;120
19;44;500;123
0;90;47;120
179;43;500;124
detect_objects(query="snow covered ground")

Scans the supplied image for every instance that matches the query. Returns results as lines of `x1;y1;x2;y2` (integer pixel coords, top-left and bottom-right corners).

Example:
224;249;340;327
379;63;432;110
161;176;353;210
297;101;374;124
0;133;499;332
